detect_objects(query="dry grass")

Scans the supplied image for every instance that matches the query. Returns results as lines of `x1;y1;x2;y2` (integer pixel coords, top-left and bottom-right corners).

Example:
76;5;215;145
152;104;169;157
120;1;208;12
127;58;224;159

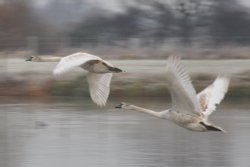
0;71;248;102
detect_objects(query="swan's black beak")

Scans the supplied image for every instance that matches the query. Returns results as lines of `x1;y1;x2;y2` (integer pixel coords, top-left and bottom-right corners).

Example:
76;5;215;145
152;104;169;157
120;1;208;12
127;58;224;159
109;67;123;73
115;103;122;108
26;56;32;61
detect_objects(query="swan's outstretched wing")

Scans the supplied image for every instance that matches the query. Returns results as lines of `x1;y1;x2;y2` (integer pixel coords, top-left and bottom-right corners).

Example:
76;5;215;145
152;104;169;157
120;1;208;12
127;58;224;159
86;73;112;107
53;52;101;75
197;76;230;118
166;56;201;114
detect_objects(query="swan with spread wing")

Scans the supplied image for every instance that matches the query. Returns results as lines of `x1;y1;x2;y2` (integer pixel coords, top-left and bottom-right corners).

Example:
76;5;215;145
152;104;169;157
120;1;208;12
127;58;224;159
26;52;123;107
116;56;230;132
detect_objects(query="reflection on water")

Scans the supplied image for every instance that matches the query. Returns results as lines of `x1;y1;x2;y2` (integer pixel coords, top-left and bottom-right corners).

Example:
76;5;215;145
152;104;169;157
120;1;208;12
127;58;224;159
0;98;250;167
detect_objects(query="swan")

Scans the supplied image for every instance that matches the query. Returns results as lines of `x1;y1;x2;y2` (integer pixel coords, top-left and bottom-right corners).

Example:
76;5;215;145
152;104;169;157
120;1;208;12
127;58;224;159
26;52;123;107
116;56;230;132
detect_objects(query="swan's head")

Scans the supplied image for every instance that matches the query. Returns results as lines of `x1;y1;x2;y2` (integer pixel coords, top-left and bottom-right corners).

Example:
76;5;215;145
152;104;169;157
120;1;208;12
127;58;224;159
26;56;40;62
115;102;132;109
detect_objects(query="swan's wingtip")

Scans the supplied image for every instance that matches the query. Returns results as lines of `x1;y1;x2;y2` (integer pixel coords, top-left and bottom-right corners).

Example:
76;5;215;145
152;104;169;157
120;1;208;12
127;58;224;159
53;72;58;76
93;99;107;107
167;54;181;61
53;69;62;76
95;102;106;107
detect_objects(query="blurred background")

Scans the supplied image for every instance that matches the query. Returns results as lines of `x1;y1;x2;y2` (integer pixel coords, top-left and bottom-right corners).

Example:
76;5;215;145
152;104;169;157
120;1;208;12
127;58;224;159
0;0;249;99
2;0;250;57
1;1;250;167
1;0;250;56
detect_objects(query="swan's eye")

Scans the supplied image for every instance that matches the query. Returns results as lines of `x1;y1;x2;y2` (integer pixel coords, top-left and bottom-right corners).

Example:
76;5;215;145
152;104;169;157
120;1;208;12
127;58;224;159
102;62;108;66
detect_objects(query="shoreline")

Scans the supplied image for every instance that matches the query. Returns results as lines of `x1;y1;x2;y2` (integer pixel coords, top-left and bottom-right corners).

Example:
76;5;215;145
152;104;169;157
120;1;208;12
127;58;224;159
0;58;249;100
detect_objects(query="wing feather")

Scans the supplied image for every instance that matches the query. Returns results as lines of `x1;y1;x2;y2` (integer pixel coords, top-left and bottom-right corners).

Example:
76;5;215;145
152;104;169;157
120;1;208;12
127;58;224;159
197;76;230;117
166;56;201;114
86;73;112;107
53;52;101;75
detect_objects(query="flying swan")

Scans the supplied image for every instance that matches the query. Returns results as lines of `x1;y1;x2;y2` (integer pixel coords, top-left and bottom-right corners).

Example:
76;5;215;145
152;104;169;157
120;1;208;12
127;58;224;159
26;52;123;107
116;56;230;132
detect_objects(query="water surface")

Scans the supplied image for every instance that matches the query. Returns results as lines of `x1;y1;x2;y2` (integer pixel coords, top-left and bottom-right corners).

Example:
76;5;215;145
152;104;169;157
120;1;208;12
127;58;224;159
0;99;249;167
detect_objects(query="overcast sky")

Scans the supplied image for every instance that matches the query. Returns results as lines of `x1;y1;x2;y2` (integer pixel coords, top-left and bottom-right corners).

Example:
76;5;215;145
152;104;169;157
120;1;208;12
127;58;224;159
239;0;250;7
30;0;250;8
31;0;133;12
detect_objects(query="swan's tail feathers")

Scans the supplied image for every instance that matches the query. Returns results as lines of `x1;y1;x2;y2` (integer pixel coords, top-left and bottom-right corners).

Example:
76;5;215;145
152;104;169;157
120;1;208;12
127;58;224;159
200;122;226;133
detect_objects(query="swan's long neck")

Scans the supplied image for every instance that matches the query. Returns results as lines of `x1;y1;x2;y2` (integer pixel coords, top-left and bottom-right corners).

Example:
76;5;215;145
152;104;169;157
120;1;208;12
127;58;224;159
128;105;163;118
39;56;62;62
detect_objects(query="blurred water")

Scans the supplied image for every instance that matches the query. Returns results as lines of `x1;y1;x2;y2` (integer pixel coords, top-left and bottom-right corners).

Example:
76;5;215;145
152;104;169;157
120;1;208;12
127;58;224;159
0;98;250;167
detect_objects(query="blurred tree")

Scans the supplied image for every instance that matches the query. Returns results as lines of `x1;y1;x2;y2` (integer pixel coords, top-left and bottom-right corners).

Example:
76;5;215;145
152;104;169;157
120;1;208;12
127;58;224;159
0;0;52;52
150;1;175;43
68;0;250;47
210;0;250;46
171;0;214;45
68;0;214;47
69;6;144;46
41;0;85;26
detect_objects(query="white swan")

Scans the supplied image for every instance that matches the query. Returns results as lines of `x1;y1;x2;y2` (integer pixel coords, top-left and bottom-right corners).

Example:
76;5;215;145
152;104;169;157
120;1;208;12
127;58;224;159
26;52;123;107
116;56;230;132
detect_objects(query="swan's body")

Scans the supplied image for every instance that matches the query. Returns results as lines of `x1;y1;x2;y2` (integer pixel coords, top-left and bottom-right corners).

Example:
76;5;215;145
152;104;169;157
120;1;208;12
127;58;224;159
26;52;123;107
116;56;229;132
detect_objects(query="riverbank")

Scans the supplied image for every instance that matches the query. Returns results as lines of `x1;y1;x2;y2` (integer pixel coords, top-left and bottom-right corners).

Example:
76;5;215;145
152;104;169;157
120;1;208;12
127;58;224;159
0;58;249;100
